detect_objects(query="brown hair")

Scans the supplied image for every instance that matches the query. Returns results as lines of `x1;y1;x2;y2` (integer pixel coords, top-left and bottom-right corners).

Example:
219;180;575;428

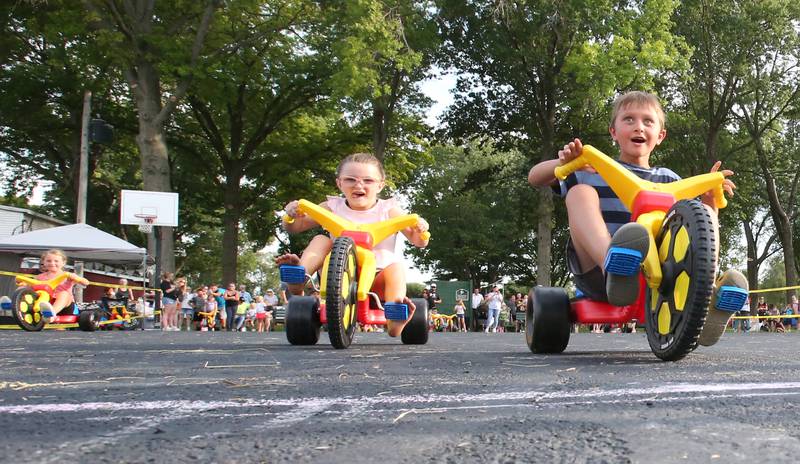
610;91;666;129
335;152;385;179
41;249;67;264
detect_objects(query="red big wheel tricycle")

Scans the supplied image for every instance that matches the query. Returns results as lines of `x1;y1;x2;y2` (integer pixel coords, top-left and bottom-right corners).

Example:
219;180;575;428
526;145;747;361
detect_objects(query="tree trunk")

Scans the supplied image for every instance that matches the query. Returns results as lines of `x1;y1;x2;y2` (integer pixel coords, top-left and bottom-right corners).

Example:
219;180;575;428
743;220;759;314
535;131;556;287
373;105;389;161
221;168;243;285
133;62;175;274
755;138;798;304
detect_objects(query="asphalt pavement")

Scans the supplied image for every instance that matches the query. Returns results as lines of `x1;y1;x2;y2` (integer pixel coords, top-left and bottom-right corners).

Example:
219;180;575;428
1;329;799;463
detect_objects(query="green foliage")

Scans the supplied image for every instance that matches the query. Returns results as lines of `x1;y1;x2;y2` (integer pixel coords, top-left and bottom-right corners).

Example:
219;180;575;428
407;139;568;286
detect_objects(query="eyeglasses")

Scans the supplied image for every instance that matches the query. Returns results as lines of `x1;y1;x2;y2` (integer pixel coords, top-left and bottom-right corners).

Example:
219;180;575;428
338;176;382;187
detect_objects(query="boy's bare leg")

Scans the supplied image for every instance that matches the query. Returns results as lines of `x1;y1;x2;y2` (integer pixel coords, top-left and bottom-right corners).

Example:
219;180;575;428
275;235;332;295
378;263;412;337
565;184;612;271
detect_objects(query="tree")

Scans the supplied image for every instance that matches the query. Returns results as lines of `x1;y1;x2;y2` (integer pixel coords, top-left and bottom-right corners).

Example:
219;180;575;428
437;0;688;286
407;139;570;287
733;1;800;304
83;0;221;275
0;2;141;232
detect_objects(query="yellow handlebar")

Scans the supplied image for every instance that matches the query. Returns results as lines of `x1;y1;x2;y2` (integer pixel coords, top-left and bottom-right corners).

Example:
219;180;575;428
552;145;727;211
16;273;70;290
554;156;589;180
285;199;431;244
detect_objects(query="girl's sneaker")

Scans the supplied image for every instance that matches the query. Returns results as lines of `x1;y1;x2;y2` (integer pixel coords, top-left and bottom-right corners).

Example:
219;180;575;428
698;269;749;347
39;301;55;319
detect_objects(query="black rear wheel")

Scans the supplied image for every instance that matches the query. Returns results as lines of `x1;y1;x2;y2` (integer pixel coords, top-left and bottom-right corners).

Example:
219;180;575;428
401;298;429;345
79;309;101;332
12;287;45;332
525;287;571;354
646;199;717;361
326;237;359;349
286;296;321;345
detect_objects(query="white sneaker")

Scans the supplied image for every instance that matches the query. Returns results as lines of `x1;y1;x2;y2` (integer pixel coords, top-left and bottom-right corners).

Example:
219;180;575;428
484;328;489;333
492;328;497;333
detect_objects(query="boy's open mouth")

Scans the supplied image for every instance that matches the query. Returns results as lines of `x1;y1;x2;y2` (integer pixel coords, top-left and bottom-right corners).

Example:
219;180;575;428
631;136;646;143
351;191;366;198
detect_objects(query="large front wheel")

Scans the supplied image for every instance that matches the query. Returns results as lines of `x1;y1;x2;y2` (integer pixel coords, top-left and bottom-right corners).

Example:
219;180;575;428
326;237;359;349
12;287;45;332
646;199;717;361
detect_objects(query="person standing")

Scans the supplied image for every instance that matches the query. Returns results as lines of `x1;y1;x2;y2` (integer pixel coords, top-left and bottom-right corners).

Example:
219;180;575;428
471;288;484;332
484;286;503;333
239;284;252;304
263;288;279;332
159;272;178;331
427;283;442;312
454;298;467;332
223;283;240;331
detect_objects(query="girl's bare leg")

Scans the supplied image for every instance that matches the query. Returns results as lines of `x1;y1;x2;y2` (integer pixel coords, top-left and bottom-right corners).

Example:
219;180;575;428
377;263;411;337
275;235;332;295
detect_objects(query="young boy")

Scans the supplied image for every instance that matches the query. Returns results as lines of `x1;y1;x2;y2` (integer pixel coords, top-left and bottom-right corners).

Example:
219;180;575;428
528;91;746;346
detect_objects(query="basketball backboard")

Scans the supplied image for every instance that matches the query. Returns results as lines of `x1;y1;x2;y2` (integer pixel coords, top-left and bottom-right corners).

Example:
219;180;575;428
120;190;179;227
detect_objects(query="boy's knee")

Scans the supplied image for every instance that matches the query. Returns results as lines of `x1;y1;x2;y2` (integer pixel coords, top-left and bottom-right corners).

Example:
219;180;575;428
565;184;599;203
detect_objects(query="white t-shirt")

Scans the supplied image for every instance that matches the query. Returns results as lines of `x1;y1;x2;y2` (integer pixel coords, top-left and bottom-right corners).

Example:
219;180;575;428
486;291;502;310
471;293;484;309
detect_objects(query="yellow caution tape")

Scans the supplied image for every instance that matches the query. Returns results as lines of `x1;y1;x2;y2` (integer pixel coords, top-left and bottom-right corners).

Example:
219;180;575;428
0;270;161;293
748;285;800;294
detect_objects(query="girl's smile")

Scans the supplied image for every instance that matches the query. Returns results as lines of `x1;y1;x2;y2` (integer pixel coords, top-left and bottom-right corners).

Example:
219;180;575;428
336;162;385;211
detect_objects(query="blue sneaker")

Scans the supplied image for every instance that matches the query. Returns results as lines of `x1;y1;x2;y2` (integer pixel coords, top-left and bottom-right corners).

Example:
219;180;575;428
384;303;409;321
39;301;55;319
699;269;748;347
604;223;649;306
279;265;307;285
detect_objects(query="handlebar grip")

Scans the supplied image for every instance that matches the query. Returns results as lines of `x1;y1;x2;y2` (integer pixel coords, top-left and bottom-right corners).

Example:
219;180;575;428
420;231;431;242
554;156;587;180
714;185;727;210
282;215;295;225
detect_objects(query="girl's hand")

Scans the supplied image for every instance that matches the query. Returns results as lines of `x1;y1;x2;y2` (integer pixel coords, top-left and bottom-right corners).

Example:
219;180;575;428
413;217;429;235
283;200;305;219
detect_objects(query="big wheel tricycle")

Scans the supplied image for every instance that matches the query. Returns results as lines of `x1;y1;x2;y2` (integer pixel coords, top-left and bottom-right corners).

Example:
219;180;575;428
526;145;748;361
11;273;101;332
281;199;431;349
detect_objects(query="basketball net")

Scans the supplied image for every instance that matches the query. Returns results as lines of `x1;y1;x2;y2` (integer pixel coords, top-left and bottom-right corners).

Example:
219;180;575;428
134;214;156;234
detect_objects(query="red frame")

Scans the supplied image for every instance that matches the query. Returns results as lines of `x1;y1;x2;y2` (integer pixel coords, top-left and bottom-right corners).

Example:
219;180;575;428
318;229;391;326
570;190;675;325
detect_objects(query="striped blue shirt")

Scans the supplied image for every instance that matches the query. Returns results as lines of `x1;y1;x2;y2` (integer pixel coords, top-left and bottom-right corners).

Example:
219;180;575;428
554;161;681;236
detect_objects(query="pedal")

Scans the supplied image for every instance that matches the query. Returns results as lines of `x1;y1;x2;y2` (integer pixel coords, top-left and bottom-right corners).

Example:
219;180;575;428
384;303;409;321
715;286;748;312
280;265;307;284
603;247;643;276
0;296;10;317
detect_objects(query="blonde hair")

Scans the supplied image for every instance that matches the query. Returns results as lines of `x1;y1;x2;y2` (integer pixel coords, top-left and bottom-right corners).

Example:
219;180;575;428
610;91;666;129
336;152;385;179
41;249;67;265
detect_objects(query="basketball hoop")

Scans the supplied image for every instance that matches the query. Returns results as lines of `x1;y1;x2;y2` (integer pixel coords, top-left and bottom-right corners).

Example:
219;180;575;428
134;214;156;234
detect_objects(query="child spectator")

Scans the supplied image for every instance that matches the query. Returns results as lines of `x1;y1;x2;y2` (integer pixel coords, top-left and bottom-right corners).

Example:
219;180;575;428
528;90;744;346
254;295;267;333
454;298;467;332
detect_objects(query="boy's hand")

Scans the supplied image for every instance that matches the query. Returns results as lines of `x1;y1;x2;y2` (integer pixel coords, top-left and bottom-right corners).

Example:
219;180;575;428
702;161;736;208
413;217;429;235
557;138;583;165
557;138;595;173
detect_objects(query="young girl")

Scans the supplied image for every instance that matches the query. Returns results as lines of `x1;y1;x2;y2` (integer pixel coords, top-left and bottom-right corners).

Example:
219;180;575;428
254;295;267;333
36;249;89;322
275;152;429;337
454;299;466;332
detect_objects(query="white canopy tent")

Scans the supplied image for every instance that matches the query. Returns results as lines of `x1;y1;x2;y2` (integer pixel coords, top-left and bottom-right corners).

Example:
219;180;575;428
0;223;151;301
0;223;148;264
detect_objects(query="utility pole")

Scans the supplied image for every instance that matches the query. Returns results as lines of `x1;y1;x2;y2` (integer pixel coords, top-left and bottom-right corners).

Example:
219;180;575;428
74;90;91;304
